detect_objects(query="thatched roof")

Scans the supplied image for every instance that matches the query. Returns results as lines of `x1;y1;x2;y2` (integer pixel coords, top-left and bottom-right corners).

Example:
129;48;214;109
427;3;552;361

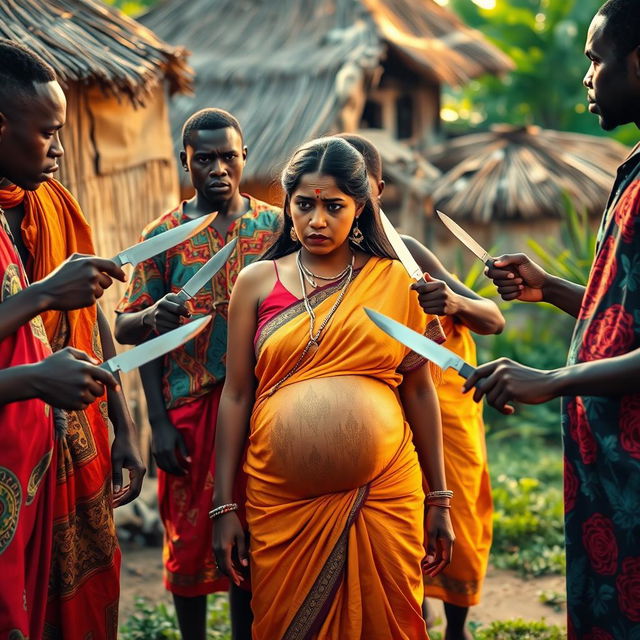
427;125;630;222
362;0;513;86
142;0;512;182
358;128;440;196
0;0;191;103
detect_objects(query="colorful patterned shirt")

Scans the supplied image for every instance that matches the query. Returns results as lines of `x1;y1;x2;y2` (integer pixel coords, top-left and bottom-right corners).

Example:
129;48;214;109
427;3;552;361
563;146;640;638
116;195;281;409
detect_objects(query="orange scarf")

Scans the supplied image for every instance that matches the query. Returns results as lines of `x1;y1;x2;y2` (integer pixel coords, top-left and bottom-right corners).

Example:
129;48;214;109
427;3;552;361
0;181;98;356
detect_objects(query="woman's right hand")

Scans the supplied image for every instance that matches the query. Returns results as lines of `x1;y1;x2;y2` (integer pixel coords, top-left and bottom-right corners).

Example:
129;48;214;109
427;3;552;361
212;511;248;586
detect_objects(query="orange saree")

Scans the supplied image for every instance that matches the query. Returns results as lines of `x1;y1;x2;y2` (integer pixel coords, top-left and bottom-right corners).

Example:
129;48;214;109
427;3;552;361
0;181;121;639
423;316;492;607
247;257;444;640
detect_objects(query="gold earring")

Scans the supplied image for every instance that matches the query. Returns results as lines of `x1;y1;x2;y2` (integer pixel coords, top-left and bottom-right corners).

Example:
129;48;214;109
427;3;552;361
349;220;364;245
290;226;299;242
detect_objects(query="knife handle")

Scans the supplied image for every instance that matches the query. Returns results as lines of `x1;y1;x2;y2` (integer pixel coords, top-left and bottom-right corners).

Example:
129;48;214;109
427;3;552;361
175;290;191;304
458;362;475;379
484;258;519;279
111;254;125;268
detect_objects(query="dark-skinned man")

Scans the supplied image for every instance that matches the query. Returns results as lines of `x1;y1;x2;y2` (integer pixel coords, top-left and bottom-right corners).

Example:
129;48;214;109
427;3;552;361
116;108;280;640
464;0;640;635
0;40;132;639
338;133;504;640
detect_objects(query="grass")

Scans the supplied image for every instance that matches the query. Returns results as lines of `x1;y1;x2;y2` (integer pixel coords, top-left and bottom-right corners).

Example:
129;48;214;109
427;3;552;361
488;440;566;577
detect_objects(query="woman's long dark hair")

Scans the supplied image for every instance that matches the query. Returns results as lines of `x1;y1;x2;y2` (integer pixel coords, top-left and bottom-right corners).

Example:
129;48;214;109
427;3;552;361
262;137;396;261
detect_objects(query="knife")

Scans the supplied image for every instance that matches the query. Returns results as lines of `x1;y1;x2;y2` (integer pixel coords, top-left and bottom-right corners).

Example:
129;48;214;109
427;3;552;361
100;316;211;373
364;307;475;379
379;209;426;284
436;210;492;265
112;212;216;267
176;238;237;303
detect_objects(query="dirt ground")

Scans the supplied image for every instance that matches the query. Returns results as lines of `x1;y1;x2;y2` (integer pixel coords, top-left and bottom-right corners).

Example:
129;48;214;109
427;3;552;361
119;542;567;629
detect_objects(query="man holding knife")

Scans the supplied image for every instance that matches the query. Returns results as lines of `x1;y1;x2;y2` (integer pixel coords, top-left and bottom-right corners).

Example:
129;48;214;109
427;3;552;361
116;108;280;640
0;40;145;638
458;0;640;635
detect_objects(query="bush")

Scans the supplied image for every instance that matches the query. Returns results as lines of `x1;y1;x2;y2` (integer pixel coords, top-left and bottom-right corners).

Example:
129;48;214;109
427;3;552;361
475;619;565;640
120;595;231;640
488;443;565;577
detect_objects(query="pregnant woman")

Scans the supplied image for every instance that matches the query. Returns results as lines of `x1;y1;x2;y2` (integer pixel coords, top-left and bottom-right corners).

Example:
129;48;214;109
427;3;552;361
213;137;454;639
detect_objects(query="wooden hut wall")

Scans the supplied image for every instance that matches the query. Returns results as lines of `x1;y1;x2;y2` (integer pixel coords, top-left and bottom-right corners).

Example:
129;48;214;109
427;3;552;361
57;82;180;459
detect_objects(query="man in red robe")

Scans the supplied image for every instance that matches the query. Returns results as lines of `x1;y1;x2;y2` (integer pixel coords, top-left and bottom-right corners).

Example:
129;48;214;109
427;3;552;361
0;40;124;639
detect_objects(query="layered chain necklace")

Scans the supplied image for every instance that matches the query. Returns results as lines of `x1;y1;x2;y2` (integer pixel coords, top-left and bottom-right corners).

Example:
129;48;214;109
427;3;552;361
267;250;355;396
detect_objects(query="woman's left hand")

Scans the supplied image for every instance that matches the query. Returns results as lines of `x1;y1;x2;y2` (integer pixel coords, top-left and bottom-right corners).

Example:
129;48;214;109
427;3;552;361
422;506;455;577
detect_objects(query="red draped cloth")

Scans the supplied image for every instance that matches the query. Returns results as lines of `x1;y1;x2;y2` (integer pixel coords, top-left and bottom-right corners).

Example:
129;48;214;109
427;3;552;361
0;182;121;639
0;214;55;640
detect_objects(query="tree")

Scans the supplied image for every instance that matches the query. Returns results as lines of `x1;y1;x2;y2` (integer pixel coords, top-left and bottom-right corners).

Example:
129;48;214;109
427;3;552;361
104;0;157;18
441;0;637;144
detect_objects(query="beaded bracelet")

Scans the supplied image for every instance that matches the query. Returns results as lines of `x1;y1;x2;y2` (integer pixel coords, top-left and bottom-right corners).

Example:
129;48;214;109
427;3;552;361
208;503;239;520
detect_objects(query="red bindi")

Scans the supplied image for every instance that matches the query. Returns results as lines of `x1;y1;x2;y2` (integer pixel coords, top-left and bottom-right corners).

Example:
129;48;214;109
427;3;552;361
314;189;321;197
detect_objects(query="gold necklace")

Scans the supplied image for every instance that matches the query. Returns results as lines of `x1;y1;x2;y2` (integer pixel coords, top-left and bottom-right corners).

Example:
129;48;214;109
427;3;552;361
266;251;354;396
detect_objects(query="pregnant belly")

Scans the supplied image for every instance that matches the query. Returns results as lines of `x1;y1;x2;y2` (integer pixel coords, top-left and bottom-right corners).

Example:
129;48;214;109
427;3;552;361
258;375;406;496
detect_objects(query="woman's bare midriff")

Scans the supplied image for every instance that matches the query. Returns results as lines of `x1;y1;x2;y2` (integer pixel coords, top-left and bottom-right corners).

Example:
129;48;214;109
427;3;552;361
263;375;406;497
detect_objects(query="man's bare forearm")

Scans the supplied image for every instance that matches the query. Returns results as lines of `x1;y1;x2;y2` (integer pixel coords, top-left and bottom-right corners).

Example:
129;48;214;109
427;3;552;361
549;349;640;398
97;307;137;440
0;365;41;404
543;275;585;318
139;358;171;428
0;282;49;341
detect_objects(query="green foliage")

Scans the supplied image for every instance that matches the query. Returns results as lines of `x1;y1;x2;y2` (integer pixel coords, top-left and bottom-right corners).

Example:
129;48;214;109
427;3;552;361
119;599;180;640
474;619;565;640
103;0;157;17
476;302;572;442
527;196;596;286
537;589;567;612
488;443;565;577
443;0;637;145
120;595;231;640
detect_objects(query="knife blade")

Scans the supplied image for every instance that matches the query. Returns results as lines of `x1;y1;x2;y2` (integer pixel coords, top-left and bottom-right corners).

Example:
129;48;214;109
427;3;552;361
112;212;216;267
100;316;211;374
436;210;491;265
364;307;475;379
176;238;237;303
378;209;425;283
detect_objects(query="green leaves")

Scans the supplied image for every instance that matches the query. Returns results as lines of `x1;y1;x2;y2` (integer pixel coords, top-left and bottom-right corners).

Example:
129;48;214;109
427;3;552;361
474;618;565;640
443;0;636;146
490;464;566;577
120;595;232;639
527;196;596;286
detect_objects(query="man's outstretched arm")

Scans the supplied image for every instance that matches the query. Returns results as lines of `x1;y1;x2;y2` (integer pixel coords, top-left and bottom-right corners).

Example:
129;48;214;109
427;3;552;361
486;253;585;318
463;349;640;413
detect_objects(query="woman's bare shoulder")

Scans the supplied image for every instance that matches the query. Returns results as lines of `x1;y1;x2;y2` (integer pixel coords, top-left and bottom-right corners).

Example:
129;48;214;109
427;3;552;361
234;260;278;300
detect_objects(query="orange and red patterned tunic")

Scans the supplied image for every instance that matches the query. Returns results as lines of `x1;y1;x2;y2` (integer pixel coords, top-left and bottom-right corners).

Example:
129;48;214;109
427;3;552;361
0;211;55;640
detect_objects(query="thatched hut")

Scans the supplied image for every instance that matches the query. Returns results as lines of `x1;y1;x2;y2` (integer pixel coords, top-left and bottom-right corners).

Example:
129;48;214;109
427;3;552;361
0;0;191;311
141;0;512;203
426;125;629;261
0;0;192;441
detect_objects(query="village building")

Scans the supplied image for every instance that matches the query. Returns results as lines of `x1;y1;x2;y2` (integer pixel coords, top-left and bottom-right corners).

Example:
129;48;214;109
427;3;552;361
0;0;192;443
142;0;512;238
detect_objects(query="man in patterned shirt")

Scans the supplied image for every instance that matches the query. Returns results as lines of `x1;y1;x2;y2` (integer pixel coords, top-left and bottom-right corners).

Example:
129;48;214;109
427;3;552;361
464;0;640;636
116;108;280;640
